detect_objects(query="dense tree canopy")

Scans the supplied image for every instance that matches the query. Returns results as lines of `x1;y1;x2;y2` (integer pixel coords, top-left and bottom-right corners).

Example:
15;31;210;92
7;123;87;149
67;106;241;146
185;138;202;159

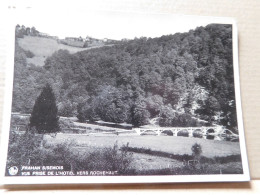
13;23;237;131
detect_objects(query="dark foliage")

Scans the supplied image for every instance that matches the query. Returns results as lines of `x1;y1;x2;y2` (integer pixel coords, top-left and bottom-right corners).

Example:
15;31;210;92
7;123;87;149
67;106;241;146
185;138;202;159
30;84;60;134
16;24;39;37
6;129;42;168
6;137;133;175
13;23;237;130
191;143;202;161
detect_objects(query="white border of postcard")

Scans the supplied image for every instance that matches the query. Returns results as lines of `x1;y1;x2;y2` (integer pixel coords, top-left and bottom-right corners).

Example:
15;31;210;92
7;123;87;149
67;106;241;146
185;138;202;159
0;9;250;184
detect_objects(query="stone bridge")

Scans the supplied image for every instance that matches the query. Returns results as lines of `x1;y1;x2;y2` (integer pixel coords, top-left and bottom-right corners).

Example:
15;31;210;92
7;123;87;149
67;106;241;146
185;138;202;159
134;126;229;137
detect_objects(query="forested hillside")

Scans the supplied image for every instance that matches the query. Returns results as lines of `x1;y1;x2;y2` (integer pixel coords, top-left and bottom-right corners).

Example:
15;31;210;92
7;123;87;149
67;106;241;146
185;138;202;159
12;24;237;131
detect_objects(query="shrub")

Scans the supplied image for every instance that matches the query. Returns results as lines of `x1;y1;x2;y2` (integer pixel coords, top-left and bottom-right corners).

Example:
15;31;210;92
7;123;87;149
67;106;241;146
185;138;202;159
191;143;202;161
59;117;75;129
71;142;133;174
105;142;133;174
25;50;35;58
7;137;133;175
6;130;43;172
11;115;30;126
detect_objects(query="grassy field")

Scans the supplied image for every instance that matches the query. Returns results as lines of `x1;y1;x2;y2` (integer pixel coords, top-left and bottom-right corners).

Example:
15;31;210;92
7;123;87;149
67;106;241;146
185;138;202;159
18;36;98;66
43;134;242;174
46;134;241;158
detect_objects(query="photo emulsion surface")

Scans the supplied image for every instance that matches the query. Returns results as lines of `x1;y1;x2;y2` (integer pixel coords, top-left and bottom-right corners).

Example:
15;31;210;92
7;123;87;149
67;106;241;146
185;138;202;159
2;14;249;183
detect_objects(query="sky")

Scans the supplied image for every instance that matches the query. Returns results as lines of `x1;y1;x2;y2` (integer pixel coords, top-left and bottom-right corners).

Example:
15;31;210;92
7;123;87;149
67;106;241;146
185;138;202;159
10;5;233;40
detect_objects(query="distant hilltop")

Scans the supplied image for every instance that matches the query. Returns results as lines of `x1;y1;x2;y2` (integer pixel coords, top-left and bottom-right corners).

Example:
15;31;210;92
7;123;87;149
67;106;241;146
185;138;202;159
15;24;58;40
58;36;118;48
15;24;119;48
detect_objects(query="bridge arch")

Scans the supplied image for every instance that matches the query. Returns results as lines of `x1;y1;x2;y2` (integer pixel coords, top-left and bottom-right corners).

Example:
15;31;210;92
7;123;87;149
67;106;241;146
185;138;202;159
140;130;157;136
134;126;225;138
177;129;189;137
193;129;203;138
223;129;233;135
206;128;215;134
206;128;215;139
219;129;236;141
161;130;174;136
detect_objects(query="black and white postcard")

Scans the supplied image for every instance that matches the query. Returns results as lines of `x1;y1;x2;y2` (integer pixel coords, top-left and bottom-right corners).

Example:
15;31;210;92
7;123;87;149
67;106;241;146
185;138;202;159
0;9;250;184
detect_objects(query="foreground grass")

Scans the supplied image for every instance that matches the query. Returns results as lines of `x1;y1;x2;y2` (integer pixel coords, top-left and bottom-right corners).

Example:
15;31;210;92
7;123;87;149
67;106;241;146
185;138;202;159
122;146;242;164
127;161;243;175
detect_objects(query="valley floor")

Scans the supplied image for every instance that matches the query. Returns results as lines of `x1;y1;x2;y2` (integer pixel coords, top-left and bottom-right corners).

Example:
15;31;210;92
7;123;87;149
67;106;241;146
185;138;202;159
46;134;241;158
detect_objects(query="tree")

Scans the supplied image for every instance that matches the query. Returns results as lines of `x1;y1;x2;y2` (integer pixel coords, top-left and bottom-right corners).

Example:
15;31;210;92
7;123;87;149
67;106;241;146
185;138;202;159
26;27;31;35
20;25;26;35
195;96;221;125
131;97;150;127
30;84;60;134
31;27;39;36
159;105;175;127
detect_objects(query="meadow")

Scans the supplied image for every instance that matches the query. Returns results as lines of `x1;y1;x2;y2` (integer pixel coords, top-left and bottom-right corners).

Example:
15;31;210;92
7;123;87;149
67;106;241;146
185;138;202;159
18;36;99;66
46;134;241;158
